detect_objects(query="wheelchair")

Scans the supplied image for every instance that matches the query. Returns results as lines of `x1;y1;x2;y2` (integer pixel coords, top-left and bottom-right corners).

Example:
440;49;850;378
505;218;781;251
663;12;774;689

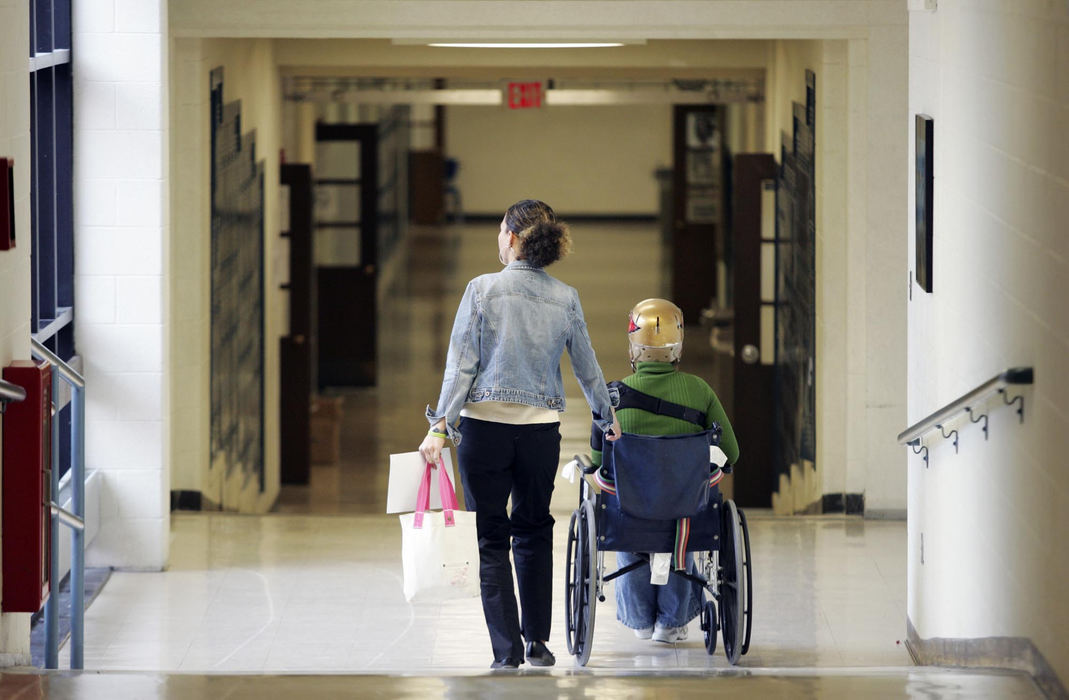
563;429;753;666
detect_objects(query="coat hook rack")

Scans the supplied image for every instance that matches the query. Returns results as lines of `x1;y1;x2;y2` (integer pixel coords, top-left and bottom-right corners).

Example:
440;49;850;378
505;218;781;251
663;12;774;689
899;368;1032;461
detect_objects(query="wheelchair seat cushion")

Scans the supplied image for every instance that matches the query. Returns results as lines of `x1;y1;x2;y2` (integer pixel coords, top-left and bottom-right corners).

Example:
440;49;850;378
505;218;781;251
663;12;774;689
604;430;715;520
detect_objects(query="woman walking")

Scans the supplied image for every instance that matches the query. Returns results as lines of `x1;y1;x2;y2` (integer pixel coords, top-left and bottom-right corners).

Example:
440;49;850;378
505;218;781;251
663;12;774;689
419;199;620;669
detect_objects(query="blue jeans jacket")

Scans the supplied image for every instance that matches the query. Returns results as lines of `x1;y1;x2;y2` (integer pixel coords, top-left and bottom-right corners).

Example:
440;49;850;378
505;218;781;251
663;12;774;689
427;260;616;444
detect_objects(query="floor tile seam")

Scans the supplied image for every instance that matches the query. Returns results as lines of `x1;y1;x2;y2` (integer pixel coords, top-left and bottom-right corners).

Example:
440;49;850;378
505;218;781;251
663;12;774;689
814;605;846;662
356;579;420;672
193;567;286;671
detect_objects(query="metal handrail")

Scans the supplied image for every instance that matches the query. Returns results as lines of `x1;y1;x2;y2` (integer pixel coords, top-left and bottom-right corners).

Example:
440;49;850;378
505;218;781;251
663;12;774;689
897;367;1033;446
50;504;85;532
0;378;27;408
29;339;84;388
30;338;86;670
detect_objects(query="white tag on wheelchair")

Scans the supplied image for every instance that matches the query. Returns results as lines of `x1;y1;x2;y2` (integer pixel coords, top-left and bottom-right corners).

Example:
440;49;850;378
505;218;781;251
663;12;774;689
710;445;728;467
560;458;580;484
650;553;671;585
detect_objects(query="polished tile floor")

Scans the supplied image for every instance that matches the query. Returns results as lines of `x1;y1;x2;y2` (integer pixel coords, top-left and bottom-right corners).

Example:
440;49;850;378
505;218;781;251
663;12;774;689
8;221;1042;696
54;513;909;672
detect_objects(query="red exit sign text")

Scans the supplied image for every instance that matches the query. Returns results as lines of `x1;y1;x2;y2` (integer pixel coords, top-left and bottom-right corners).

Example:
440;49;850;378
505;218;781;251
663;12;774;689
507;82;543;109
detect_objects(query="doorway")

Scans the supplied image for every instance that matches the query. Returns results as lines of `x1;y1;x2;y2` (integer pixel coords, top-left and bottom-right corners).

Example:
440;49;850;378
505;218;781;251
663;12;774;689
312;123;382;388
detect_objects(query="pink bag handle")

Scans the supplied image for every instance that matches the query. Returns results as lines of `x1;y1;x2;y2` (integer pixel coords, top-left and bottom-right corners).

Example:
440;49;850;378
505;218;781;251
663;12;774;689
413;457;459;529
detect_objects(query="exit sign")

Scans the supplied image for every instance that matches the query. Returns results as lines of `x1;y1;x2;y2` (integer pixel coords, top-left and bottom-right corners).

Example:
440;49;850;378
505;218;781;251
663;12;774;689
507;82;543;109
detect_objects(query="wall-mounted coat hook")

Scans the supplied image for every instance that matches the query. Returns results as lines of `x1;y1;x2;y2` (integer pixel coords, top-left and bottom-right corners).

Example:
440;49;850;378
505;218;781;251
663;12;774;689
911;440;929;467
966;406;988;440
937;424;958;453
998;388;1025;424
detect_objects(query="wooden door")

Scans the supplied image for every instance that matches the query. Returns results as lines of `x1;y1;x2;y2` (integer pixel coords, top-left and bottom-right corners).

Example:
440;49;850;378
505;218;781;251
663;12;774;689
279;164;314;484
314;123;378;387
729;154;778;507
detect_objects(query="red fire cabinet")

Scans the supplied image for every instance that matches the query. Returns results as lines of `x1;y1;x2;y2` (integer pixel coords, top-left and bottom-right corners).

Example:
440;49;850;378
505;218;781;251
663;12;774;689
2;360;52;612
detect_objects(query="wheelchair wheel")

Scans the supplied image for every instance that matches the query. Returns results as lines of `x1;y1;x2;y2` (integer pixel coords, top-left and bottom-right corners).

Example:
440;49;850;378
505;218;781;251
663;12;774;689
700;600;717;655
719;499;746;665
564;498;598;666
739;507;753;655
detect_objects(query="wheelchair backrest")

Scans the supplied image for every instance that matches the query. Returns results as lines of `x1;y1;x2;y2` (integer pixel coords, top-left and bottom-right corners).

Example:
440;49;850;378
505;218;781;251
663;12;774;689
604;429;717;521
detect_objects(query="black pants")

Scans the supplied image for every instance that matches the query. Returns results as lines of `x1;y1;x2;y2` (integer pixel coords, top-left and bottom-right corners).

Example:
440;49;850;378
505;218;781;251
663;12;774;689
456;417;561;662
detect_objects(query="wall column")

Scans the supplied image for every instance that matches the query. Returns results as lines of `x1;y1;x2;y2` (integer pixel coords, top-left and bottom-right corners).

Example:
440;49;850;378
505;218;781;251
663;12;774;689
73;0;170;569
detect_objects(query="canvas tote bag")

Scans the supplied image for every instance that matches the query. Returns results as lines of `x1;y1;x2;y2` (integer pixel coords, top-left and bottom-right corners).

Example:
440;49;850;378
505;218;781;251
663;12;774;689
399;459;480;602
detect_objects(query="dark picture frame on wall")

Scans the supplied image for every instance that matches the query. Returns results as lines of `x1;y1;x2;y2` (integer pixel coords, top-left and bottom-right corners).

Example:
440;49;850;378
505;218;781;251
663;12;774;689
915;114;934;293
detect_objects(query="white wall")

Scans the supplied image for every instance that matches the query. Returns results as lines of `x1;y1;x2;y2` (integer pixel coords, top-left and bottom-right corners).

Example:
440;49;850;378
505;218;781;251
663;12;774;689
0;3;31;366
73;0;170;571
170;37;282;513
0;0;33;667
857;21;910;516
907;0;1069;686
447;104;670;216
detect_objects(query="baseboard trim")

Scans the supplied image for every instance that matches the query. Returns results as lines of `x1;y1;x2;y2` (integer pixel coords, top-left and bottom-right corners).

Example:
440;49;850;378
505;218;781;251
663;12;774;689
821;492;844;513
171;490;202;511
845;493;865;515
906;617;1067;700
170;490;222;512
815;492;866;514
865;509;907;521
0;652;32;668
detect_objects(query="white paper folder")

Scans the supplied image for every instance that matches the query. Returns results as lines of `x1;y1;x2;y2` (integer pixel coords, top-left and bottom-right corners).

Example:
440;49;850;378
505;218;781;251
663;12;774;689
386;449;457;514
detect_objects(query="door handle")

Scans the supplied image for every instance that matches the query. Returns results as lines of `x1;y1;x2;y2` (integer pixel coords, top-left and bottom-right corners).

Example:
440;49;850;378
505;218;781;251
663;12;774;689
741;344;760;364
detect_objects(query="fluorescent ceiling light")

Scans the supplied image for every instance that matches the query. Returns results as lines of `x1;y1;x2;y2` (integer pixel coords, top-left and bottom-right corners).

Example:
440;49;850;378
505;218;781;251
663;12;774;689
427;42;626;49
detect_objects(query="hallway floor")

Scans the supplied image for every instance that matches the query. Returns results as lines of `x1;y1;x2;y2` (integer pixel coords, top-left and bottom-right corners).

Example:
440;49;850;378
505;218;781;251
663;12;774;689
5;222;1042;696
56;512;909;672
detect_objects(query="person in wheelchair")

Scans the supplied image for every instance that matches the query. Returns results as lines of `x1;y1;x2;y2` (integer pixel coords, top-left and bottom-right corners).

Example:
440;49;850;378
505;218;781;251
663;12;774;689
589;298;739;644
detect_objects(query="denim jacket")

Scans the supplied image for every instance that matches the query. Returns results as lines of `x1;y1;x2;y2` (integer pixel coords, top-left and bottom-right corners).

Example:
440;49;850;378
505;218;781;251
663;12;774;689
427;260;617;444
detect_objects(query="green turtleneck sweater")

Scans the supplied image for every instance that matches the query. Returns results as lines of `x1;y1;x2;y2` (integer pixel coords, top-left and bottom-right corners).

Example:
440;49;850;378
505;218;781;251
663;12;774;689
591;361;739;468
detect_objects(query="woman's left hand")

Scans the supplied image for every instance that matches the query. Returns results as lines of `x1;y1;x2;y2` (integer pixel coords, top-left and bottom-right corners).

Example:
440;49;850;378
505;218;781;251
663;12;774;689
420;420;448;465
419;433;445;466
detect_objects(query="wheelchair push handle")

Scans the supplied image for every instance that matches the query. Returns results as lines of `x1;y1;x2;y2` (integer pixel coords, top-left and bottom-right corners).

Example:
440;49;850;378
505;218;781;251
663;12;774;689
574;454;600;475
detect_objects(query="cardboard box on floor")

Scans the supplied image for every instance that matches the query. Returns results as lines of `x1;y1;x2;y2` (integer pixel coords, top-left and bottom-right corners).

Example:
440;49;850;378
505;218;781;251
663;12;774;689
310;396;343;464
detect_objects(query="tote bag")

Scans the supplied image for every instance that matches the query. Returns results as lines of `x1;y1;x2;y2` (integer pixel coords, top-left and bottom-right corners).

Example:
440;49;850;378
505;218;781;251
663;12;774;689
399;459;480;602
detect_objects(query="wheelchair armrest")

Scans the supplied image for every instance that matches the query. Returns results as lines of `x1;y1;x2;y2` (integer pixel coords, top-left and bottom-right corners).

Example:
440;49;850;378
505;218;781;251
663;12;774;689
574;454;600;475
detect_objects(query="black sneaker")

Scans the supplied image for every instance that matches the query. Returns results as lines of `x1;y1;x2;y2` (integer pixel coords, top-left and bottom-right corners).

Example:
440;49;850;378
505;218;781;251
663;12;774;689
490;657;522;669
525;641;556;667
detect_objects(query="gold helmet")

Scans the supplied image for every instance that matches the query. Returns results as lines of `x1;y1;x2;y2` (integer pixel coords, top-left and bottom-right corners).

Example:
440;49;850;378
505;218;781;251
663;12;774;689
627;298;684;369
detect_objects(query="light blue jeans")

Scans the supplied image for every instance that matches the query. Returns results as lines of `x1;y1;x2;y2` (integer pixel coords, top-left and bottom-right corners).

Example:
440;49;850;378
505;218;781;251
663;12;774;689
614;552;703;630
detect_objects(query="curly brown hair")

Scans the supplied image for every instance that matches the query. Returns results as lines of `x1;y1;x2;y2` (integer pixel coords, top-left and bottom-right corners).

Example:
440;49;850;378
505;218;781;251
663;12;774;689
505;199;573;268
